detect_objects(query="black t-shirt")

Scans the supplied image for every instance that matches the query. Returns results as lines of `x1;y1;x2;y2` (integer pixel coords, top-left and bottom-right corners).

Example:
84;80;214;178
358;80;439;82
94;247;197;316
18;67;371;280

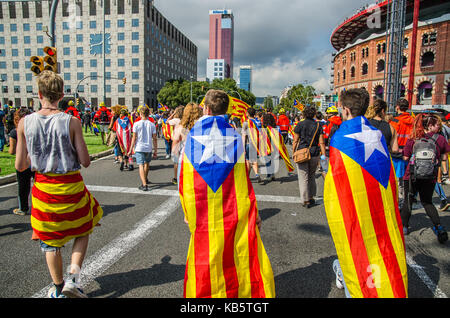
368;119;392;151
294;119;322;157
9;128;17;140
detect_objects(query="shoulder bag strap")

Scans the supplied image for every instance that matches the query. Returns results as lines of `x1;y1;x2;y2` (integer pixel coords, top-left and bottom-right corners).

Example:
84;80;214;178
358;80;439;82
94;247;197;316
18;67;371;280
307;123;320;151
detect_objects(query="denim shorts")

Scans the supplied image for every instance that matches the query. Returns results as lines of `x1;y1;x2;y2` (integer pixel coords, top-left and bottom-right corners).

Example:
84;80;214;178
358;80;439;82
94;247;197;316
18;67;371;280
40;240;61;253
135;152;152;165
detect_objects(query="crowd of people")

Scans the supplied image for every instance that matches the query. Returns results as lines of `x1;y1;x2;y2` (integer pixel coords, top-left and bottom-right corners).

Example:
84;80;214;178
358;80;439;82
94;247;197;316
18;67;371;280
2;70;450;298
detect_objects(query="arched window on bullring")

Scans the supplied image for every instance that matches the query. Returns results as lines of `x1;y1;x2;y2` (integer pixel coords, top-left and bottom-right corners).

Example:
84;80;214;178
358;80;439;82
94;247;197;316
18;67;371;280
402;56;408;69
362;63;368;75
446;83;450;105
417;81;433;105
351;66;356;78
343;69;346;81
400;84;406;98
374;85;384;100
421;51;435;67
377;59;385;72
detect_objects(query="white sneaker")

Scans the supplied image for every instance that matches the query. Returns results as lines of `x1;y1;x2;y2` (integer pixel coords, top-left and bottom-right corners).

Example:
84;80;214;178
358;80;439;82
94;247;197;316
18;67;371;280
443;179;450;185
47;286;67;298
165;154;170;159
62;280;88;298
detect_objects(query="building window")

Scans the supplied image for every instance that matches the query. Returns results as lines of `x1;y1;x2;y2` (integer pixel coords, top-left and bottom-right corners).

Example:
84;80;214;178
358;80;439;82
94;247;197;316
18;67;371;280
377;59;385;72
132;45;139;53
63;35;70;43
118;59;125;67
132;19;139;27
77;60;83;67
118;46;125;54
118;84;125;92
118;33;125;41
117;20;125;28
118;0;125;14
10;24;17;32
89;0;96;16
362;63;368;75
77;47;84;55
37;35;43;44
421;51;435;67
132;58;139;67
23;24;30;32
64;73;71;81
422;32;437;46
76;21;83;30
132;32;139;40
132;84;139;92
342;69;346;81
90;59;97;67
417;81;433;105
91;85;98;93
76;34;83;42
350;66;356;78
402;56;408;68
77;73;84;81
90;21;97;29
64;60;70;68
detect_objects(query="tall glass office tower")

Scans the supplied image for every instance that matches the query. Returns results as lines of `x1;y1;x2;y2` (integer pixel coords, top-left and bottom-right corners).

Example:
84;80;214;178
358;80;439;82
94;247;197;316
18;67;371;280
239;65;252;92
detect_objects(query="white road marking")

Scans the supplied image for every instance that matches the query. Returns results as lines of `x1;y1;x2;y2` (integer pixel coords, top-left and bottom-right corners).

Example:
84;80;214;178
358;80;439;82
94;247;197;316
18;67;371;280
86;184;302;203
31;196;180;298
406;254;447;298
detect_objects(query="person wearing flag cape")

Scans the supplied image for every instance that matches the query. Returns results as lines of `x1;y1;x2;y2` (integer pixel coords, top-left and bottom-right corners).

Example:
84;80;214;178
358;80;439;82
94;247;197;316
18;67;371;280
178;89;275;298
324;88;407;298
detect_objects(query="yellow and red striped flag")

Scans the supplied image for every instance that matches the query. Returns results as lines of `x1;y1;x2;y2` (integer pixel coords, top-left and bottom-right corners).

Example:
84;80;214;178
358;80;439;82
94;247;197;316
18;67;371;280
161;119;174;141
324;116;407;298
228;96;250;118
247;118;261;156
266;127;294;172
31;171;103;247
179;116;275;298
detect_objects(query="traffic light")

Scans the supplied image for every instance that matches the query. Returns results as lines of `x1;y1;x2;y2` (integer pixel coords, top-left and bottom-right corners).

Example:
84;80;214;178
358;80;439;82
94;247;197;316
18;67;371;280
122;77;126;84
76;98;80;106
43;46;57;73
30;56;44;76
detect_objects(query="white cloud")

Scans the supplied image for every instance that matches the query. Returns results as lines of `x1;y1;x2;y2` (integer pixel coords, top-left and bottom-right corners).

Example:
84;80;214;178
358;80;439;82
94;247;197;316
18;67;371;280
154;0;372;97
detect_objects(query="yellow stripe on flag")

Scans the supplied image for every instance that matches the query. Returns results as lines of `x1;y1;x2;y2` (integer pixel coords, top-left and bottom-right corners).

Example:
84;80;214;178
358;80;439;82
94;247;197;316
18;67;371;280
34;180;85;196
31;192;90;214
341;153;393;298
324;160;364;298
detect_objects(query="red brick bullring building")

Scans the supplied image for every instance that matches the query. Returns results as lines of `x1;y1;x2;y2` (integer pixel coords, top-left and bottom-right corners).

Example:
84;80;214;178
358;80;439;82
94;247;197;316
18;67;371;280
331;0;450;107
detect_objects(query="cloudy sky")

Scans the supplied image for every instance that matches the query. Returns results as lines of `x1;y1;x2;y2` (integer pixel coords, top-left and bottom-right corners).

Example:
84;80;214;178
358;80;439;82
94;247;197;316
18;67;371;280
154;0;371;97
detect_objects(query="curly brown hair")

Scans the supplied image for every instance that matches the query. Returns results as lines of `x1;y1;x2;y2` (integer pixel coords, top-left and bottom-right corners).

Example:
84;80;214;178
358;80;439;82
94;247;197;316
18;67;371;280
180;103;203;131
14;108;29;127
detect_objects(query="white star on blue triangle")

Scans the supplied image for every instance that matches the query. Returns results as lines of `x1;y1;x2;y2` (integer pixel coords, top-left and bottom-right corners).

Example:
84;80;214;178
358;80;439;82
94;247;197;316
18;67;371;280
185;116;243;192
330;116;391;188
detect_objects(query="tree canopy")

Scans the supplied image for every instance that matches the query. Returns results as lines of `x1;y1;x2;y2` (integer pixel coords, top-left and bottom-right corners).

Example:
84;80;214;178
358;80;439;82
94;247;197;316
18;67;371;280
276;84;316;113
157;78;256;109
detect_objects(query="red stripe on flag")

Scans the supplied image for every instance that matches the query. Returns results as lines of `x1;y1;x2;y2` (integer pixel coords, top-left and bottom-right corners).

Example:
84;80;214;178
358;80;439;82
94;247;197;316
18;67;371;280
329;147;379;297
389;167;405;247
35;219;94;242
246;170;266;298
221;169;240;298
32;185;87;204
361;168;407;298
31;200;92;223
34;172;83;184
193;169;212;298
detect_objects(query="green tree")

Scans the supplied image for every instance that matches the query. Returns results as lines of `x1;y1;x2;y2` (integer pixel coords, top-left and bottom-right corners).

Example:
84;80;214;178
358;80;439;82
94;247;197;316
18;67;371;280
157;78;256;109
278;84;317;113
263;95;274;109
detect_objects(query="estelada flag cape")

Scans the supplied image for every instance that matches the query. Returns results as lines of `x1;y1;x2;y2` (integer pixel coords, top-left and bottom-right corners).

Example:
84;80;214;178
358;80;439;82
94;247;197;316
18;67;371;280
162;119;174;142
179;115;275;298
31;171;103;247
115;116;133;154
324;116;408;298
247;119;260;156
266;127;294;172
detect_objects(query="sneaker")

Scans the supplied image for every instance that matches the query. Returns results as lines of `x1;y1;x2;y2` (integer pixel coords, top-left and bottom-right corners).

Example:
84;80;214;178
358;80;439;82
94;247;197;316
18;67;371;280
332;262;344;290
47;286;67;298
120;162;124;171
13;208;26;216
165;154;171;159
439;200;450;211
256;175;262;184
138;185;148;191
62;281;88;298
128;164;134;171
172;178;177;185
432;225;448;244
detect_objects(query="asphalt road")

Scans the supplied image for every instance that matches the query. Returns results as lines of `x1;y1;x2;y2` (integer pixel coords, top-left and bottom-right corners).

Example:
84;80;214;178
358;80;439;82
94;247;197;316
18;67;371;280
0;139;449;299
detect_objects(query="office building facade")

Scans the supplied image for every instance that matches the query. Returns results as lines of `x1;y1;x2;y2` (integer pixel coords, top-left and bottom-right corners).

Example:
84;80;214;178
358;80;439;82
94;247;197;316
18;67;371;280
207;9;234;81
239;65;252;92
0;0;197;110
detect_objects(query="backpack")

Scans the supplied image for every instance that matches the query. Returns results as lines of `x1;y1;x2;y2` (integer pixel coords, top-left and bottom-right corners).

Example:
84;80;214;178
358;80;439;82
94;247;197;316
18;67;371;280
410;134;439;180
100;110;109;123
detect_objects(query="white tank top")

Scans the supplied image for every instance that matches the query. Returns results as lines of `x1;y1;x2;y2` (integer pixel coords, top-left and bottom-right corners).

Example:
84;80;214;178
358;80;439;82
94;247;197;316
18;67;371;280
24;112;81;174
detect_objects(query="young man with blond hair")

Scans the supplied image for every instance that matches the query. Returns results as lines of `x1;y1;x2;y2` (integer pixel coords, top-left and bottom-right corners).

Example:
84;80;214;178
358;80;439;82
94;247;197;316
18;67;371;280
15;70;103;298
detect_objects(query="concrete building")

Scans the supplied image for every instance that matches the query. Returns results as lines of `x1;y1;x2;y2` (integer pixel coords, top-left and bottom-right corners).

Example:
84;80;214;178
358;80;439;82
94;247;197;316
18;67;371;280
0;0;197;110
239;65;252;92
206;58;226;81
207;9;234;81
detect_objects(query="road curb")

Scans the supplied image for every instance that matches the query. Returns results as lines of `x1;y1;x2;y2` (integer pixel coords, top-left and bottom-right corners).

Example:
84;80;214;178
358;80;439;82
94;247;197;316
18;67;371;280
0;148;114;186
